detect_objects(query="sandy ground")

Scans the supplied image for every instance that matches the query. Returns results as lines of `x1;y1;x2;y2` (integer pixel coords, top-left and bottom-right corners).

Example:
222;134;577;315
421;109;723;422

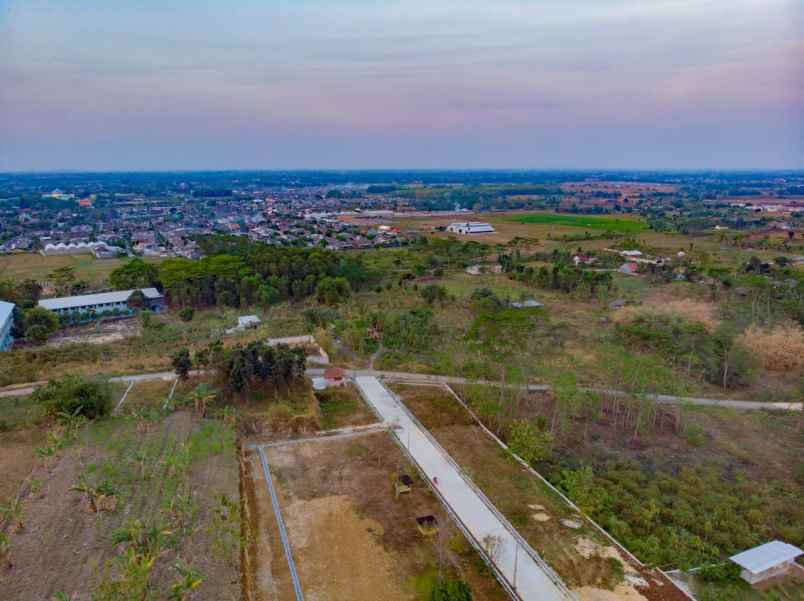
243;432;508;601
284;495;409;601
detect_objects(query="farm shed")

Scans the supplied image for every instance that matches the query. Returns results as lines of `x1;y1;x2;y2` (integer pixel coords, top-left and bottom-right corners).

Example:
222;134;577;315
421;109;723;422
730;540;803;585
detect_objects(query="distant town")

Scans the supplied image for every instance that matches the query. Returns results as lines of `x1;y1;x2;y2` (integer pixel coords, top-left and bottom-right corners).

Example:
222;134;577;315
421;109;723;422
1;171;802;260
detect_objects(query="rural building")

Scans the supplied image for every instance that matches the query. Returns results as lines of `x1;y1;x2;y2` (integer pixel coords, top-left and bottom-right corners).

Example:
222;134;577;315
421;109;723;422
466;264;502;275
41;241;124;258
446;222;495;235
510;299;544;309
238;315;261;329
38;288;165;318
324;367;346;387
0;300;15;352
730;540;803;586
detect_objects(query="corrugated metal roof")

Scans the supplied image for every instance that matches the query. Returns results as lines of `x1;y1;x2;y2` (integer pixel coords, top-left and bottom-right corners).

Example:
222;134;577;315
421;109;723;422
39;288;162;311
0;300;15;326
730;541;803;574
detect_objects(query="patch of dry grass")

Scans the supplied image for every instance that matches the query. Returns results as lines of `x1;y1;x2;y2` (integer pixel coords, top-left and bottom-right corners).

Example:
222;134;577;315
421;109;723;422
612;298;720;331
739;323;804;371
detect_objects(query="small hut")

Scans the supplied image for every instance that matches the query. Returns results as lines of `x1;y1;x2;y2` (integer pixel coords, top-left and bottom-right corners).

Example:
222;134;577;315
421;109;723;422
416;515;438;537
395;474;413;499
324;367;346;387
730;541;803;586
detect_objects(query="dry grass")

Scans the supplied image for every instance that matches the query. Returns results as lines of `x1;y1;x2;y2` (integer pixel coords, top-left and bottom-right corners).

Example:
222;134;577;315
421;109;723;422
612;298;720;331
739;324;804;371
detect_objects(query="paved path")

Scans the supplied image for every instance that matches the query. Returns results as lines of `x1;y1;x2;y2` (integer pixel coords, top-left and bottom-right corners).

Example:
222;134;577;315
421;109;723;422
2;367;800;412
355;375;575;601
315;369;802;412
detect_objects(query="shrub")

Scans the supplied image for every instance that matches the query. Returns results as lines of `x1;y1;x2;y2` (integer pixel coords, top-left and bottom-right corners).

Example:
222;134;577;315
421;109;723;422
507;419;553;465
430;579;472;601
738;324;804;371
698;561;742;583
32;376;112;420
178;307;195;322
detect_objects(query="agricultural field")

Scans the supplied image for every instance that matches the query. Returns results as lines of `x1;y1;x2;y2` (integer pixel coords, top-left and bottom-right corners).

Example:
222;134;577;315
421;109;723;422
242;432;509;601
0;409;240;601
0;253;163;289
505;213;647;234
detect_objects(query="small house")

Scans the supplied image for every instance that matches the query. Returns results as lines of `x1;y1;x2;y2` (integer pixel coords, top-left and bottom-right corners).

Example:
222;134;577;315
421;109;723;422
510;299;543;309
324;367;346;387
237;315;261;330
730;540;803;586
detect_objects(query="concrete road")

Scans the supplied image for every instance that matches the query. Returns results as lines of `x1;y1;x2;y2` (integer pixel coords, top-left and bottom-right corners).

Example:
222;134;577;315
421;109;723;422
355;375;575;601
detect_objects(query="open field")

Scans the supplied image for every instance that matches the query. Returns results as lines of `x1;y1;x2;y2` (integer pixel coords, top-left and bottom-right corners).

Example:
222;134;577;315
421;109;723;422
315;383;377;430
0;410;240;601
0;253;163;288
242;432;509;601
505;213;647;233
391;384;690;601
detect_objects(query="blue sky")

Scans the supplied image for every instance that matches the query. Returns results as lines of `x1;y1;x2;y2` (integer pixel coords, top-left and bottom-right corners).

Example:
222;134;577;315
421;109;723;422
0;0;801;170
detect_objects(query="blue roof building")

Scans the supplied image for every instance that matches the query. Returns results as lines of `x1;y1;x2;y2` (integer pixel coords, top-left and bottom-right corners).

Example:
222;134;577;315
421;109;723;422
0;300;15;352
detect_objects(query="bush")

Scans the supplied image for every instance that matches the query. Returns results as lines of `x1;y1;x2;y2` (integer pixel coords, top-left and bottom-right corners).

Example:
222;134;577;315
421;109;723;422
32;376;112;420
430;579;472;601
698;561;742;583
178;307;195;322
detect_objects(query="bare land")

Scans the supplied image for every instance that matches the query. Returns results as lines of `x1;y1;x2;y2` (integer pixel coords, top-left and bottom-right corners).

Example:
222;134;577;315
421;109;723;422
243;432;509;601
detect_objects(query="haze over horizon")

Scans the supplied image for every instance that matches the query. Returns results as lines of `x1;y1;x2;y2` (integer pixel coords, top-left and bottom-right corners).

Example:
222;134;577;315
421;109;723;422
1;0;802;172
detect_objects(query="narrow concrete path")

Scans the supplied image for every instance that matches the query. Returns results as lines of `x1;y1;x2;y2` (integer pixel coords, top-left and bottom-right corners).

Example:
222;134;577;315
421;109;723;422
355;375;575;601
315;368;802;412
2;367;800;412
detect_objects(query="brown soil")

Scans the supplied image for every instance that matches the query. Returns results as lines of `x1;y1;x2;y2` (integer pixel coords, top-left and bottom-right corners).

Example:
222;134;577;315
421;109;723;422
243;433;508;601
0;411;240;601
0;427;46;504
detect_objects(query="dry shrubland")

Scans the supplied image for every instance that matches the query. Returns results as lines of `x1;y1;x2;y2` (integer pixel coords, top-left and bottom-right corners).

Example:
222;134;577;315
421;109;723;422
738;324;804;371
612;298;720;331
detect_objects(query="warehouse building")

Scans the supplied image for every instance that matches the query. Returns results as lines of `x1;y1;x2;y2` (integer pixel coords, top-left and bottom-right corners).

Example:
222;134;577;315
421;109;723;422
446;222;496;235
0;300;15;352
38;288;165;318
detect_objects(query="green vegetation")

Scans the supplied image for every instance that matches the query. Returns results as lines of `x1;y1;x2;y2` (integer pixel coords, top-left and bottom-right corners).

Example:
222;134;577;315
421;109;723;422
32;375;112;420
507;213;647;233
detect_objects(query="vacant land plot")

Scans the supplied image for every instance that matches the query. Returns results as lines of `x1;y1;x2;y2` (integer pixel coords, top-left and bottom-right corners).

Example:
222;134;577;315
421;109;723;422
121;379;175;413
0;411;240;601
506;213;647;234
391;384;690;601
0;253;163;288
315;383;377;430
243;432;509;601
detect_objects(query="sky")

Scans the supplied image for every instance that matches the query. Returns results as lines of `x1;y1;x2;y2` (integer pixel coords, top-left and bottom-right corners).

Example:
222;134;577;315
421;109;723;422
0;0;802;171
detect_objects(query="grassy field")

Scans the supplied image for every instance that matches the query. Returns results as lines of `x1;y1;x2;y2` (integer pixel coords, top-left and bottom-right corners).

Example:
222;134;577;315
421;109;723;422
0;253;163;288
506;212;647;233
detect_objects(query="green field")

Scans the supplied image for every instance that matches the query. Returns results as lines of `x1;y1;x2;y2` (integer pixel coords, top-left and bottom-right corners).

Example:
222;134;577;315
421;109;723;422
0;253;163;287
506;213;647;233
